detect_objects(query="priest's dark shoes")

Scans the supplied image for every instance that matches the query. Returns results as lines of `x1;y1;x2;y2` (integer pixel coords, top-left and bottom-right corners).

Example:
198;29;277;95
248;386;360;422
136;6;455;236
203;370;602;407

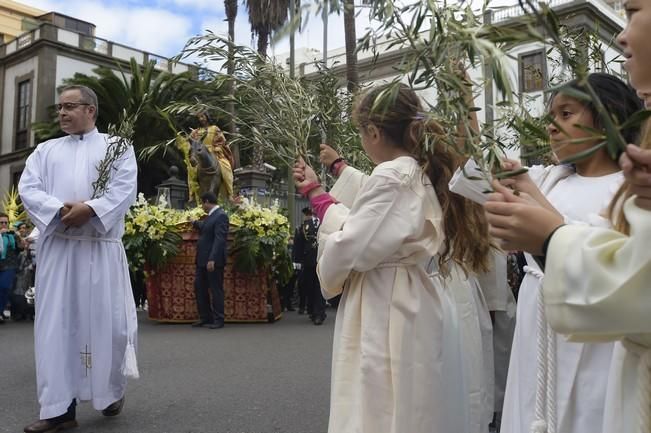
101;397;125;417
23;418;78;433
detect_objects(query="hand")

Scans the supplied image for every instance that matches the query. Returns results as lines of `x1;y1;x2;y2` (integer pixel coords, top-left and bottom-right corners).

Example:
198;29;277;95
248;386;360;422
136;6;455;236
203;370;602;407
620;144;651;210
319;144;340;167
207;261;215;272
60;205;71;218
484;182;564;255
189;128;199;140
61;202;94;227
497;160;558;209
293;157;319;189
498;159;535;192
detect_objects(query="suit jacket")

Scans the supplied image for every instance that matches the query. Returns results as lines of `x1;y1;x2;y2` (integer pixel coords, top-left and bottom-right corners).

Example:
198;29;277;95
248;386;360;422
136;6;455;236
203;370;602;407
292;217;319;267
193;207;229;268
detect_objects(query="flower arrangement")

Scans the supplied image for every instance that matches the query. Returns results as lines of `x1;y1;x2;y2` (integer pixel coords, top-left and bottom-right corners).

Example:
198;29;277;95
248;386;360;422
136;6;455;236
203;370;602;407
229;198;292;287
123;193;205;271
122;194;291;288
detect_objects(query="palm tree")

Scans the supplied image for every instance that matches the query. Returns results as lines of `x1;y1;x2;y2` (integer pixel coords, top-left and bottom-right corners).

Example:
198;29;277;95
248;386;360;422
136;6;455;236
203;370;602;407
225;0;240;167
246;0;290;58
245;0;290;168
343;0;359;93
34;59;219;195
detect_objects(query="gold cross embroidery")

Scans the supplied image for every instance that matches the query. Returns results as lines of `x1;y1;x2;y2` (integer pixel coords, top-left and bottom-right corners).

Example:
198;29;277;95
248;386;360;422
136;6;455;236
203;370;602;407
80;345;92;377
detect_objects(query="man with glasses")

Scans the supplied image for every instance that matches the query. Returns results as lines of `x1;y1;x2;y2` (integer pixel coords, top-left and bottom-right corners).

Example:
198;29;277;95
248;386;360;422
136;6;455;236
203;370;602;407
18;85;139;433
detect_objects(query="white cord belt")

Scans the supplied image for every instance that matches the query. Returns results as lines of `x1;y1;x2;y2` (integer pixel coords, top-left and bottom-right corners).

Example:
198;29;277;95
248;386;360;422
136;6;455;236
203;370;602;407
524;265;557;433
52;232;121;243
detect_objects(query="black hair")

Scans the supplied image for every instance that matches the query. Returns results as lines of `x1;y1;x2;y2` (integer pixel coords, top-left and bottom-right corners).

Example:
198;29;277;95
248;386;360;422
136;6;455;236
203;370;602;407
553;73;643;147
200;192;218;204
301;207;313;216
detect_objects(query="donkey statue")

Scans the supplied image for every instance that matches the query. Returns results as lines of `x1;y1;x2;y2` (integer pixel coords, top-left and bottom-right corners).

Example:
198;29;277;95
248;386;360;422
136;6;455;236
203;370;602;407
189;136;223;201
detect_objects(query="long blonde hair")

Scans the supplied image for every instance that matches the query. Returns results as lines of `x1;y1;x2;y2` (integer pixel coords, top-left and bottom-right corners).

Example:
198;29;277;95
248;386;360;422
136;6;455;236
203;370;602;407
352;83;493;275
609;120;651;234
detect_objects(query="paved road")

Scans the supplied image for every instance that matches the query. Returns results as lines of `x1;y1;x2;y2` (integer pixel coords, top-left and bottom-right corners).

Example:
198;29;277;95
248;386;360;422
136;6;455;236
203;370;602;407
0;309;335;433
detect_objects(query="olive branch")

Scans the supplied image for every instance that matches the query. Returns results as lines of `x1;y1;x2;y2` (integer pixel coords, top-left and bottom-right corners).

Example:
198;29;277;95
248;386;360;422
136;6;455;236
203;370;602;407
91;103;143;199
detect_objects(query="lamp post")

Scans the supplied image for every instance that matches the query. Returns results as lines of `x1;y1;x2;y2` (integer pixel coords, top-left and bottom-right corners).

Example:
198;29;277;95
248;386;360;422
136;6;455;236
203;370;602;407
156;166;189;209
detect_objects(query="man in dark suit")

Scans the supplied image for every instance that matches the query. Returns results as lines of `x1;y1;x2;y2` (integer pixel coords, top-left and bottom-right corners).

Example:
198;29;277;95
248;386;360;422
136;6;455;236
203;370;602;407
192;192;229;329
293;207;326;325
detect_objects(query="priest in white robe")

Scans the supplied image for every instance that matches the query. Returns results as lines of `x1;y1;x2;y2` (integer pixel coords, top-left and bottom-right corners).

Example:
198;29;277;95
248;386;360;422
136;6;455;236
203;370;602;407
18;85;138;433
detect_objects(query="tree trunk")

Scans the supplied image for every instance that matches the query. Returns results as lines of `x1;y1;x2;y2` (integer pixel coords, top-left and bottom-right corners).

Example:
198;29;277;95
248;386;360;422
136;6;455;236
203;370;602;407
225;0;240;168
257;30;269;59
253;29;269;170
343;0;359;94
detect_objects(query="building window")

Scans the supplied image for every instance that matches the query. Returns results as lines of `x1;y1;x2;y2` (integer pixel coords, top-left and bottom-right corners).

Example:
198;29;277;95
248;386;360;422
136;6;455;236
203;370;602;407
11;170;22;191
520;51;546;93
15;79;31;150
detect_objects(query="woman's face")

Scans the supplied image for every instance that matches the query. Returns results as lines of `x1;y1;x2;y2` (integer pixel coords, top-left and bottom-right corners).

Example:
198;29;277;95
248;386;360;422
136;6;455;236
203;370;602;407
546;93;599;162
617;0;651;91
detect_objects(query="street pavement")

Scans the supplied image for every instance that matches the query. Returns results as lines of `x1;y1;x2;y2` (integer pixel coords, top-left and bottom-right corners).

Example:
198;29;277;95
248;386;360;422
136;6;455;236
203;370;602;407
0;309;335;433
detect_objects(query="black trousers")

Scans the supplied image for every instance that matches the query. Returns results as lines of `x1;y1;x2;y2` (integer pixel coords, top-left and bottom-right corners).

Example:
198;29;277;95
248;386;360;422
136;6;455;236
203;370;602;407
297;270;307;312
130;269;146;308
299;265;325;319
280;271;297;310
194;266;225;324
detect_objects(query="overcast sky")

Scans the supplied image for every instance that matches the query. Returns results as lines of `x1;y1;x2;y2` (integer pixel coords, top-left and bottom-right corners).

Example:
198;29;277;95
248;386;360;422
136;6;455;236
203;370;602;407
24;0;515;67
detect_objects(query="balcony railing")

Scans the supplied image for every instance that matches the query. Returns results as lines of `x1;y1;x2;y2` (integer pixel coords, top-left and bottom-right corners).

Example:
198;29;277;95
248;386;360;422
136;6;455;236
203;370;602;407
492;0;576;22
0;22;191;74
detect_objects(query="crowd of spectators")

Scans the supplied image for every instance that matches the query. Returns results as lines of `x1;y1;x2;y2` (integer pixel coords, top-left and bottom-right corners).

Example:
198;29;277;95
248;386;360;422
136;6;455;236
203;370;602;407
0;213;37;324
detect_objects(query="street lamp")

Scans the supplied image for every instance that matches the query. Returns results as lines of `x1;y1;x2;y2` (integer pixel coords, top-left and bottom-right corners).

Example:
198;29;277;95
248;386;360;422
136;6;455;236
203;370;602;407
156;166;189;209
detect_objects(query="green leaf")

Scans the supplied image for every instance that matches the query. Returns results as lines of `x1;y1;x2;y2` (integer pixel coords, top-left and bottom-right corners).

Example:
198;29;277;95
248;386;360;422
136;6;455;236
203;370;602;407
493;168;529;179
560;140;607;164
619;109;651;131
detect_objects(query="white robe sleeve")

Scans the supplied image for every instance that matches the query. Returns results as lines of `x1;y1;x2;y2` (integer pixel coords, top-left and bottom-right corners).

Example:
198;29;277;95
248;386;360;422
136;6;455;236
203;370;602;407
18;146;64;234
543;197;651;341
85;144;138;235
317;175;417;298
329;165;369;208
317;165;369;261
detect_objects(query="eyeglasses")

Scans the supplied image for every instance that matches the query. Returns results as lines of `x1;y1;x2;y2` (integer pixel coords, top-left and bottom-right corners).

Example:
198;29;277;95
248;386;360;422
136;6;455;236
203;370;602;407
0;221;8;225
56;102;91;112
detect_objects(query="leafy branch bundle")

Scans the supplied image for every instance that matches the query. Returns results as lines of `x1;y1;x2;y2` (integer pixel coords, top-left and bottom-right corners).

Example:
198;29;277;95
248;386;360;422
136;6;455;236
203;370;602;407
173;34;317;168
310;0;649;171
92;103;143;199
513;0;651;163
